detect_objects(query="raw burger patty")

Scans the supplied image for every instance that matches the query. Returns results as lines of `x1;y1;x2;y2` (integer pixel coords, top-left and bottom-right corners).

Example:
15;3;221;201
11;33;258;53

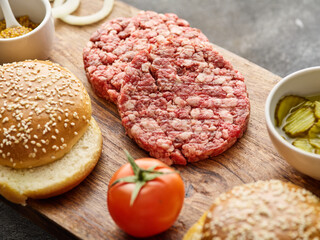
118;37;250;165
83;11;208;103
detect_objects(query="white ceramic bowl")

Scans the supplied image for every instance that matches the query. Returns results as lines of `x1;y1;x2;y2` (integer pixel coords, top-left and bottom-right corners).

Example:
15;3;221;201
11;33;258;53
265;66;320;180
0;0;54;64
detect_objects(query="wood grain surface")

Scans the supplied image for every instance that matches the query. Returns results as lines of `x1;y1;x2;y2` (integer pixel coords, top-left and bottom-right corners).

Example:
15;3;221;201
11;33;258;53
4;1;320;239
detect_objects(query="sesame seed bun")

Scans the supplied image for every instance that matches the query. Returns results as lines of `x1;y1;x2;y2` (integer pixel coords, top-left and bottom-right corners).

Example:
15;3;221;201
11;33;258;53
184;180;320;240
0;60;103;205
0;117;102;205
0;60;92;169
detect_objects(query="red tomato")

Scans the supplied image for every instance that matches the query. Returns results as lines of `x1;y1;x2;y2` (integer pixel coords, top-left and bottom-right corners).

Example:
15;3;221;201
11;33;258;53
107;158;185;238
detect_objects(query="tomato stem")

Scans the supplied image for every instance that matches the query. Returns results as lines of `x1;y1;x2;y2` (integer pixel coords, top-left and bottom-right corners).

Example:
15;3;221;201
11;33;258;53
110;150;178;206
130;180;145;206
125;150;140;175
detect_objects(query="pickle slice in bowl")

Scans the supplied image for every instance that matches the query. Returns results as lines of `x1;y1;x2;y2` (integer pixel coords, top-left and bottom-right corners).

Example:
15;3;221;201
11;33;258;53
314;101;320;119
306;95;320;102
292;138;315;153
299;101;314;108
308;121;320;138
308;120;320;149
275;95;306;127
283;107;315;137
309;138;320;149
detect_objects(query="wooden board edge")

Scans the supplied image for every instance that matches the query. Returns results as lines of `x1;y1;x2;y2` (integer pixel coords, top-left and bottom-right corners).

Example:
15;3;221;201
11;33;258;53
1;196;79;240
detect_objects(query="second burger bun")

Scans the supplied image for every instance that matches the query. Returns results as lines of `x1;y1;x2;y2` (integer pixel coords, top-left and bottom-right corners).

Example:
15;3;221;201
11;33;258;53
184;180;320;240
0;60;92;169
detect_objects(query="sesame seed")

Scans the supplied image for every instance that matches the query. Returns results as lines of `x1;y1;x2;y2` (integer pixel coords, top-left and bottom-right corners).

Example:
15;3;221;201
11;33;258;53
2;117;8;123
73;112;79;119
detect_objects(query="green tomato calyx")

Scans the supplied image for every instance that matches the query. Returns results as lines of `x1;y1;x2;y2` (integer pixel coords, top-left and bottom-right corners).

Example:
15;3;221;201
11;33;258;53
111;150;177;206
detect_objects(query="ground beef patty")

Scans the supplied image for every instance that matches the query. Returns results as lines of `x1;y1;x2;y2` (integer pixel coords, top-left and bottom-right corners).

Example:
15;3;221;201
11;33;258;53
83;11;208;103
118;37;250;165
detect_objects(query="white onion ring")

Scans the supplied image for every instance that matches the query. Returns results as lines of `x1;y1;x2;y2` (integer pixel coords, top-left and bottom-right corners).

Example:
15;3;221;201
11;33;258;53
52;0;114;26
52;0;80;19
52;0;63;8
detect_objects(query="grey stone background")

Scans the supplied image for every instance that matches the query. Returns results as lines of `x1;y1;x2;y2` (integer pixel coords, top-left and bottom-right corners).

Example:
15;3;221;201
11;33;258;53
1;0;320;239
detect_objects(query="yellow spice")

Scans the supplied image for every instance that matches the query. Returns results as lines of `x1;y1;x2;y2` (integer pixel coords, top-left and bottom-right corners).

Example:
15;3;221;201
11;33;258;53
0;15;38;39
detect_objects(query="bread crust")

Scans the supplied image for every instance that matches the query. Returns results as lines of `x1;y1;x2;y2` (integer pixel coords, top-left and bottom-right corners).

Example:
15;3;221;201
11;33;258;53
0;117;102;205
184;180;320;240
183;212;207;240
0;60;92;169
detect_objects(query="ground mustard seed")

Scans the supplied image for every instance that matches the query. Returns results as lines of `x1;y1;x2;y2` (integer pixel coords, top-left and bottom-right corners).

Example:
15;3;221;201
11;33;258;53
0;15;38;38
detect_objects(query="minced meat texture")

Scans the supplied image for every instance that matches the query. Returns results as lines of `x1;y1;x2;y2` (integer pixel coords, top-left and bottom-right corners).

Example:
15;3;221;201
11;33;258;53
83;11;208;103
118;37;250;165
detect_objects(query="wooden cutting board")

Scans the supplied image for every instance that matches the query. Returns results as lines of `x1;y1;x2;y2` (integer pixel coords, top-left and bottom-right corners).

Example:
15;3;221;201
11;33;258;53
3;1;320;239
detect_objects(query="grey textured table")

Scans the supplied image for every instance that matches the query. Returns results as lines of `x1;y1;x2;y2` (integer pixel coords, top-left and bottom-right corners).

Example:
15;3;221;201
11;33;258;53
1;0;320;239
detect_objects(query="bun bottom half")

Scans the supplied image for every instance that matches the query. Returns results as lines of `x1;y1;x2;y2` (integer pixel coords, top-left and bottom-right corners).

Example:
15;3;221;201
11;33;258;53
0;117;102;205
183;212;207;240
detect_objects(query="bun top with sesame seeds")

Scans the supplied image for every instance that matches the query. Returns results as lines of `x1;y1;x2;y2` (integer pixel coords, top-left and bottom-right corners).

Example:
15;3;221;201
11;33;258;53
184;180;320;240
0;60;92;169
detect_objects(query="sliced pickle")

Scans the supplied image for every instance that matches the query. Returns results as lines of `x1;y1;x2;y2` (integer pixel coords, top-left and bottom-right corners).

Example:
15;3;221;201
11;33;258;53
275;95;306;127
299;101;314;108
309;138;320;149
306;95;320;102
315;101;320;119
292;138;315;153
308;121;320;149
308;120;320;138
276;94;320;154
283;107;315;137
